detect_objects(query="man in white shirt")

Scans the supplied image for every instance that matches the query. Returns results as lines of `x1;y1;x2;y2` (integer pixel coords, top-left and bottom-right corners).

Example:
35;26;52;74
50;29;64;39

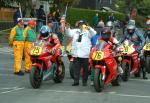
65;20;96;86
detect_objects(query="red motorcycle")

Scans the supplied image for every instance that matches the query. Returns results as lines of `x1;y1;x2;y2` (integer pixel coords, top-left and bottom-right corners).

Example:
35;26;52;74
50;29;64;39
29;40;65;89
90;40;119;92
66;45;91;79
116;40;140;81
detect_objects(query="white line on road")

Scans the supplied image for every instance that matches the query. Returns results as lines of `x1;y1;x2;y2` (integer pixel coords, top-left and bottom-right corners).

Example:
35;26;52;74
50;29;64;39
0;87;24;94
0;86;150;99
24;88;150;98
130;79;150;82
0;69;13;71
0;51;13;55
0;74;15;76
0;86;18;90
26;88;95;94
109;92;150;99
0;47;13;51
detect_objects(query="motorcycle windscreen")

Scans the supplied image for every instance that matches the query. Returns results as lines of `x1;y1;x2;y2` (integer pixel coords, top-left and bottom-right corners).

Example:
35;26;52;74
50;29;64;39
96;40;108;51
92;40;107;60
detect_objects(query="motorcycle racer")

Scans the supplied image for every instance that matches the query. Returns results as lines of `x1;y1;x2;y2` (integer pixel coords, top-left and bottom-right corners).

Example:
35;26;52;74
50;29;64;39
120;24;147;79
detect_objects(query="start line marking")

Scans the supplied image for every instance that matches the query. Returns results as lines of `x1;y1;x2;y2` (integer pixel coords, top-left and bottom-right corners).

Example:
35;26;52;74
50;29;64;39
24;88;150;99
0;86;150;99
0;87;24;94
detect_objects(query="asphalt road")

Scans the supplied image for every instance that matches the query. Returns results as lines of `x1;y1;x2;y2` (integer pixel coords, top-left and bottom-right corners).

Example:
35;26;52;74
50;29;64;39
0;45;150;103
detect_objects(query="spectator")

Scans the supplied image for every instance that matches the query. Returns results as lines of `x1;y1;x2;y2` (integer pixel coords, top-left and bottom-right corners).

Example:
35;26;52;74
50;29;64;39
108;13;116;22
22;7;26;18
37;5;46;31
57;27;64;44
13;8;21;25
93;13;99;27
48;11;53;20
47;20;54;33
30;5;37;18
55;9;61;22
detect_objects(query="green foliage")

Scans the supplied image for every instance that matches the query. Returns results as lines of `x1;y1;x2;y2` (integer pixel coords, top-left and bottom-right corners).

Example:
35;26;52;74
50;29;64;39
116;0;126;13
66;8;124;27
116;0;150;16
137;0;150;16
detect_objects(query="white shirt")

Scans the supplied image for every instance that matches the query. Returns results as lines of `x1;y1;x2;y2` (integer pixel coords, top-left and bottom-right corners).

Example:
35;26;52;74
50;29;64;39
66;27;96;58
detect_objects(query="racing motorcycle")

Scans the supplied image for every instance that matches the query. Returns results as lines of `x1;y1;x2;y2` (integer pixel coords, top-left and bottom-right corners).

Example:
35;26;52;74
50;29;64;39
143;40;150;73
29;40;65;89
116;40;140;81
90;40;119;92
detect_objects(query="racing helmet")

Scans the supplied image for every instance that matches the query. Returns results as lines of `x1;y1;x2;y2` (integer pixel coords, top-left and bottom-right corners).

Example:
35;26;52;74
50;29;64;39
128;19;135;25
106;21;113;29
101;27;111;41
127;24;135;35
40;26;50;38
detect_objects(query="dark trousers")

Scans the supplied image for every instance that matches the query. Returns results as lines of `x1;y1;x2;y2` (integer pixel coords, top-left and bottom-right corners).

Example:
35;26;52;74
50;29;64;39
140;57;147;78
73;57;89;83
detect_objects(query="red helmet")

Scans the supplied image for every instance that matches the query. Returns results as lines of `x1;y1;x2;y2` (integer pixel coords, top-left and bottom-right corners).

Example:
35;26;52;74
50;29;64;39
28;20;36;26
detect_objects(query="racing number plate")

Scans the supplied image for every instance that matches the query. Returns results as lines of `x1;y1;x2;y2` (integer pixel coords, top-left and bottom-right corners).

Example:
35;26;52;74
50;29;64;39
144;43;150;51
31;46;42;55
92;51;104;60
123;46;130;54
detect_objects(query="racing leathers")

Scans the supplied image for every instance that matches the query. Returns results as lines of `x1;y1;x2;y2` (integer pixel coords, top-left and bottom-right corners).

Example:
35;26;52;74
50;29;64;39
37;33;61;63
120;28;147;78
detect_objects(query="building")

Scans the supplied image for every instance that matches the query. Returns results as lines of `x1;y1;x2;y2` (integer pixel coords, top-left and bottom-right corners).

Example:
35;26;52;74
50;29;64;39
77;0;117;10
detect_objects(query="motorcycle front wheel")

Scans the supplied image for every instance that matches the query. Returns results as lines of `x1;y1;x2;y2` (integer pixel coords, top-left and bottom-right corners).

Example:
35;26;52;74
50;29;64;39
53;62;65;83
30;66;43;89
121;61;130;81
94;68;104;92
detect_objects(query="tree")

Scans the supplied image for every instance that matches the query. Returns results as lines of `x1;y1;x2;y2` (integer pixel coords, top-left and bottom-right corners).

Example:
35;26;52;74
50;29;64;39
116;0;150;16
136;0;150;16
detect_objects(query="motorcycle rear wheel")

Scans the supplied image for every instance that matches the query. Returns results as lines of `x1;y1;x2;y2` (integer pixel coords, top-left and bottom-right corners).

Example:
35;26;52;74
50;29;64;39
30;66;43;89
94;68;104;92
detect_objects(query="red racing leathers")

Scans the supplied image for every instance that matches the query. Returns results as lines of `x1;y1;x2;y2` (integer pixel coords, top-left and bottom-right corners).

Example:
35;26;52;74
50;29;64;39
37;33;61;62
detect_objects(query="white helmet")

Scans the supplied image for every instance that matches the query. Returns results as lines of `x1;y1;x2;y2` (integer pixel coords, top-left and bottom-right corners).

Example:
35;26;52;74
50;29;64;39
106;21;113;27
127;24;135;35
128;19;135;25
97;21;104;28
127;24;135;30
